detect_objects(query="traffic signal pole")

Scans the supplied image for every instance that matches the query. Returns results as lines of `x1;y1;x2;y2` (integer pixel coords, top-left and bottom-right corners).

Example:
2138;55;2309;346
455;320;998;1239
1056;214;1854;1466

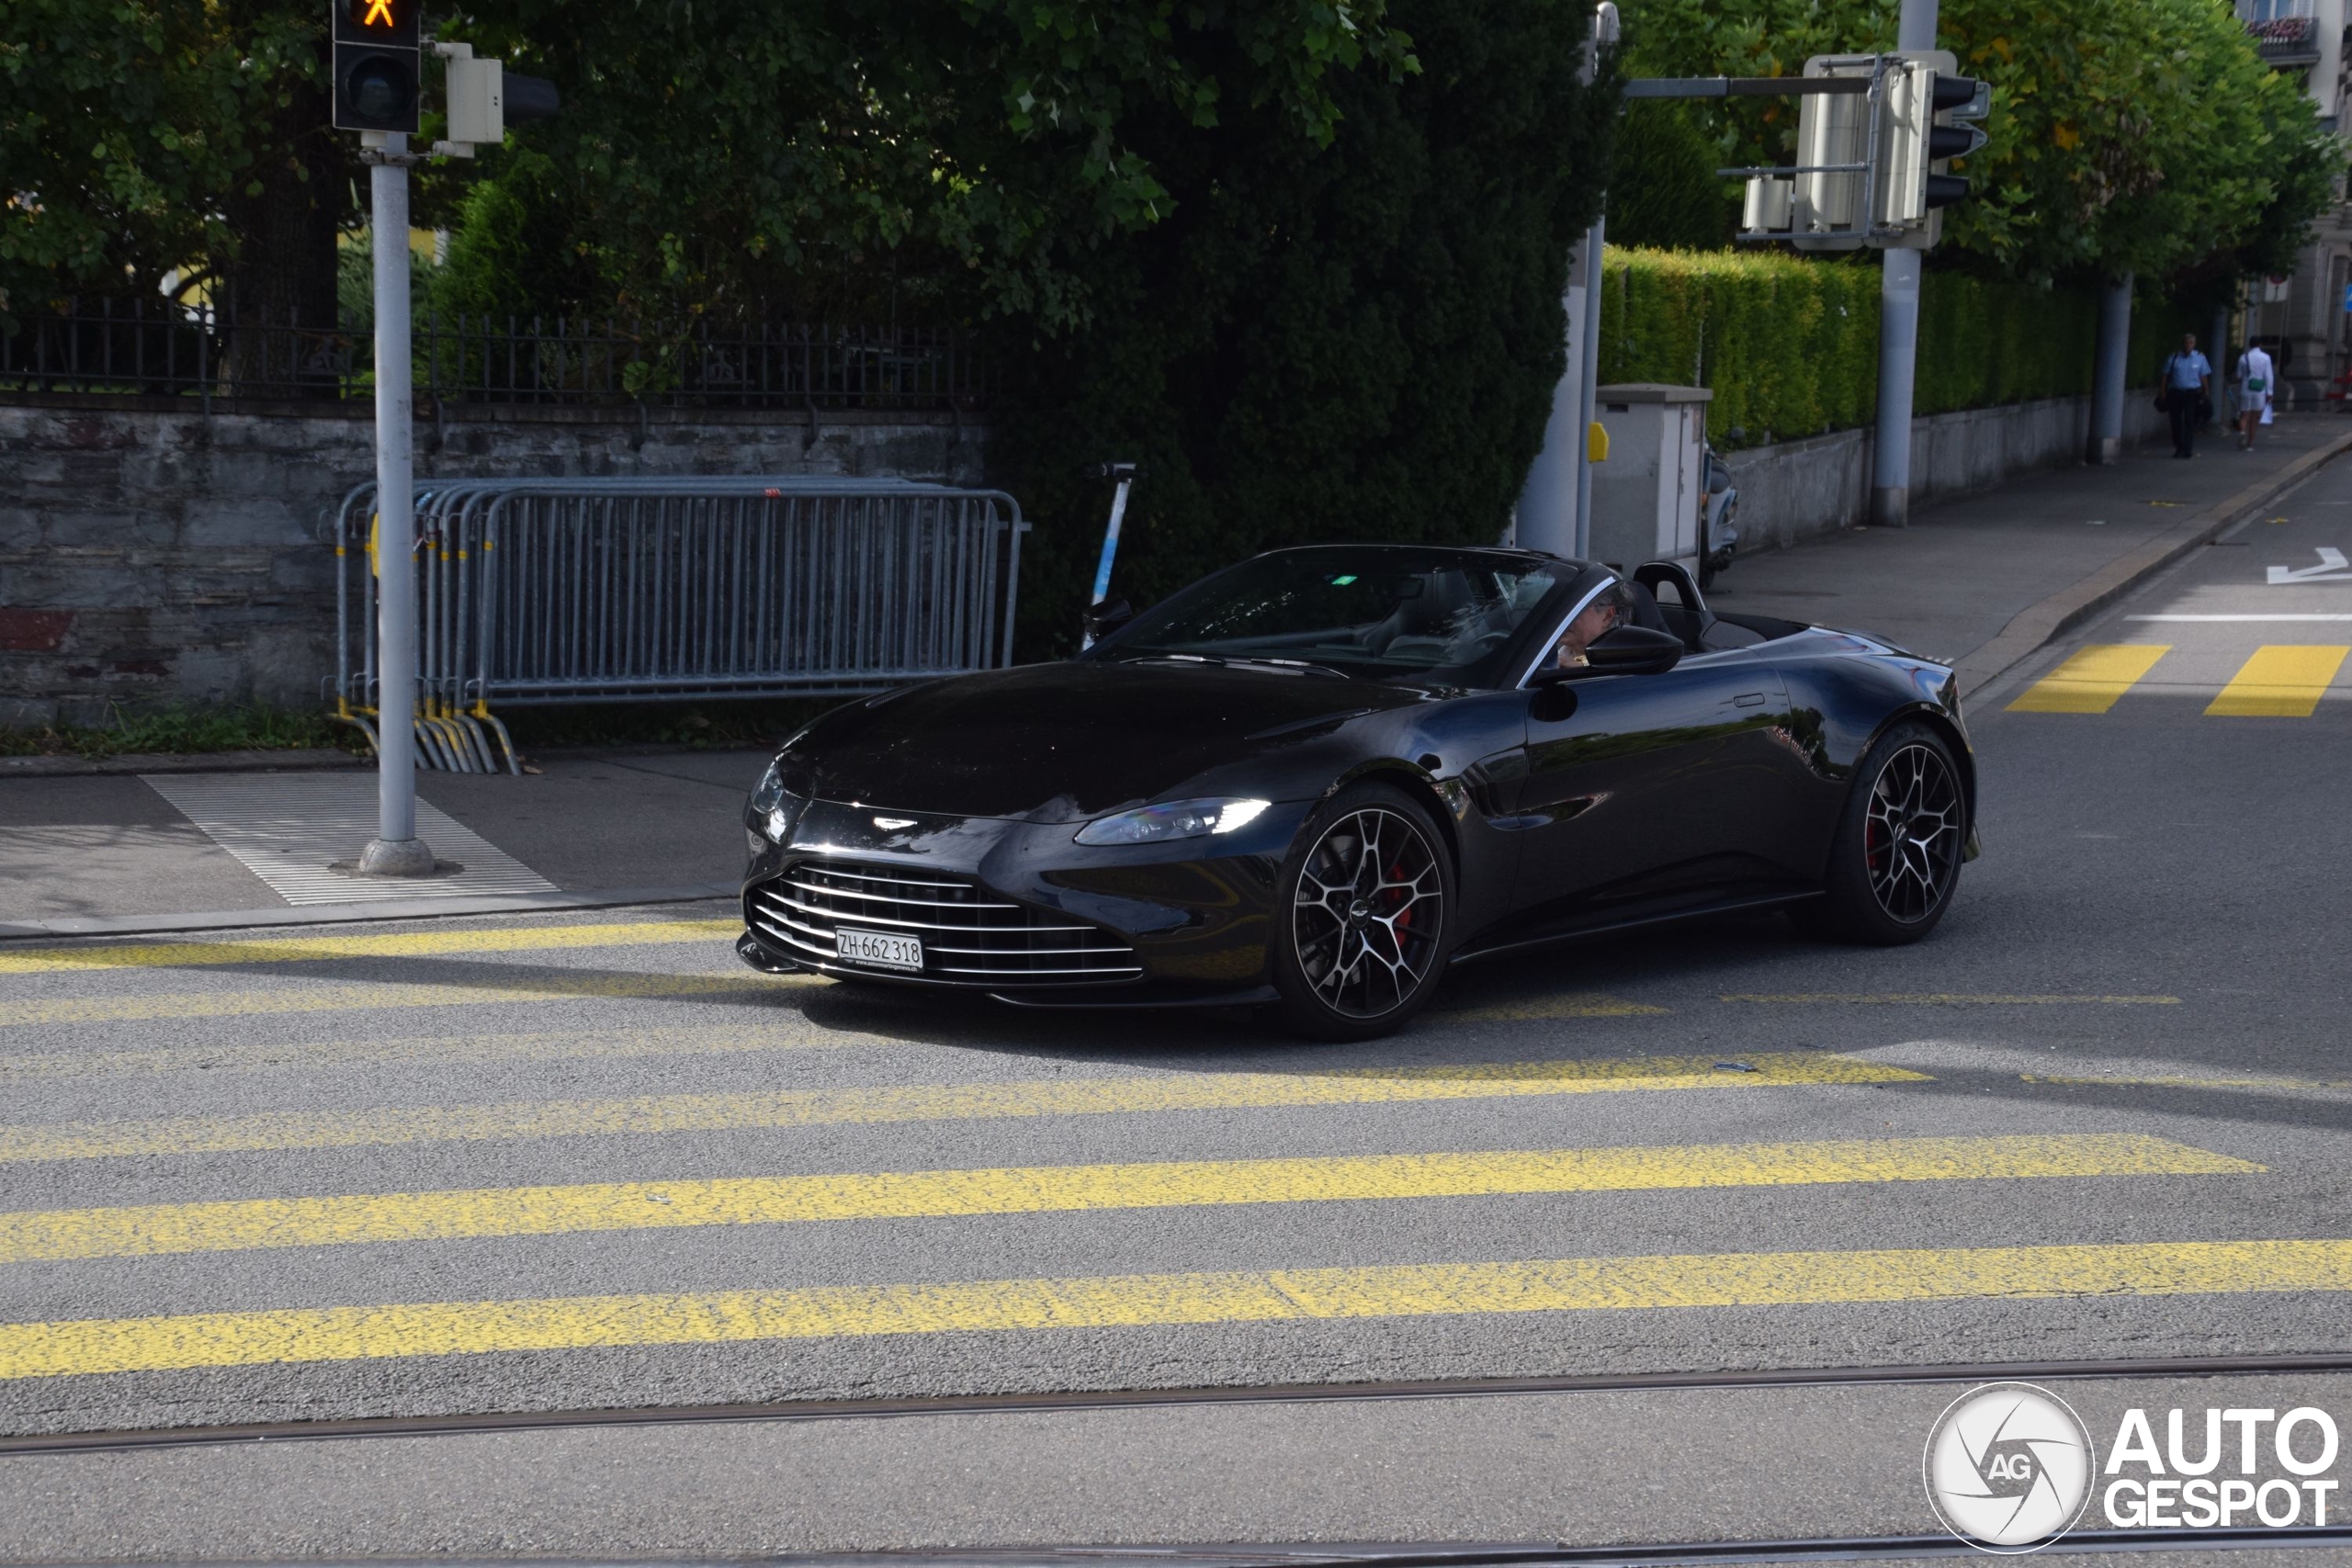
1870;0;1939;529
356;131;435;877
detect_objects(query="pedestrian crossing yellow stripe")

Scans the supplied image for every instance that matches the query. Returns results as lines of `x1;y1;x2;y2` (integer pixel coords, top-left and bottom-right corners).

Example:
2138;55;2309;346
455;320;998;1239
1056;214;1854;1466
0;919;741;976
6;1237;2346;1381
0;1134;2242;1264
2007;644;2170;713
0;1023;876;1083
1723;993;2178;1006
1442;993;1668;1021
0;970;802;1029
0;1052;1928;1164
2204;645;2350;717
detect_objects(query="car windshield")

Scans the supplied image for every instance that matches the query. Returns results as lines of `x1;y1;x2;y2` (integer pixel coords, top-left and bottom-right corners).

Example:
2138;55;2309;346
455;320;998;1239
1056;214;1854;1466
1102;547;1566;685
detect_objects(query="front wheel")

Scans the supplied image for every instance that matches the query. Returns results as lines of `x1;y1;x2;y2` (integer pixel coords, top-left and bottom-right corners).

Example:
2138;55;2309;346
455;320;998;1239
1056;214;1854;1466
1808;722;1966;944
1271;782;1455;1041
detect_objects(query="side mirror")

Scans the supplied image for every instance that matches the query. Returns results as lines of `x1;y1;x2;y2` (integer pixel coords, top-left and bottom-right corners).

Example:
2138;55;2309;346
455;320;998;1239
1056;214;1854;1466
1084;596;1134;641
1584;624;1684;676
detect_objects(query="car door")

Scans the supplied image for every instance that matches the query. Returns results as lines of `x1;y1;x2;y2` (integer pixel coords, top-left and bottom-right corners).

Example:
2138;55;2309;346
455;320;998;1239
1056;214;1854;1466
1506;642;1817;927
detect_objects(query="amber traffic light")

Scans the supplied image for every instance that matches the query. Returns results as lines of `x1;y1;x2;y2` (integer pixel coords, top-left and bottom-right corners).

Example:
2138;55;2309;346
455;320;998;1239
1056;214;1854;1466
332;0;421;133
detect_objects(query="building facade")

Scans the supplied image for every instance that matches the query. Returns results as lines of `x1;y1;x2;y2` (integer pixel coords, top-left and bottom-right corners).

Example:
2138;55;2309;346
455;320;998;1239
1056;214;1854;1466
2242;0;2352;402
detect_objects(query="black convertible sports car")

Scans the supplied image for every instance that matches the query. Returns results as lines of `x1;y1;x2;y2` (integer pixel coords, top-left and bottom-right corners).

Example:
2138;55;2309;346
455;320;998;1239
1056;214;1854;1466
737;544;1977;1039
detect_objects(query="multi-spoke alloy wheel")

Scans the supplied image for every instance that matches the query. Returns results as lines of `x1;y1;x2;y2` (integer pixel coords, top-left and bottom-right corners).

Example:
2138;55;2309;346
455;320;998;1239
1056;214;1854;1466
1806;722;1967;945
1863;741;1962;923
1275;786;1452;1038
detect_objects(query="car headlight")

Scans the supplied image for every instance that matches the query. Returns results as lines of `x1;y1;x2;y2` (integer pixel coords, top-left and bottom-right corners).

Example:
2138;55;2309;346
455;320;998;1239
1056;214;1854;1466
750;762;797;842
1074;797;1272;847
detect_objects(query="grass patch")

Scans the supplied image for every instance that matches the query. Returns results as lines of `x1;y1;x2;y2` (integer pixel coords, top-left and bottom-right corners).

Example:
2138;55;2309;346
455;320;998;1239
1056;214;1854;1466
0;703;361;760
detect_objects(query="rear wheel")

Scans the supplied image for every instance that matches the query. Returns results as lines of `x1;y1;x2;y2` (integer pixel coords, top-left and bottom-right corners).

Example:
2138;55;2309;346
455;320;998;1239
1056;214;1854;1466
1809;722;1966;944
1272;782;1454;1041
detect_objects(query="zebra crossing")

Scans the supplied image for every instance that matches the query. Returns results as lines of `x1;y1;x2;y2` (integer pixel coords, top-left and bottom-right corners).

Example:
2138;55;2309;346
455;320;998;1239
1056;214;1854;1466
2008;641;2351;716
0;909;2342;1420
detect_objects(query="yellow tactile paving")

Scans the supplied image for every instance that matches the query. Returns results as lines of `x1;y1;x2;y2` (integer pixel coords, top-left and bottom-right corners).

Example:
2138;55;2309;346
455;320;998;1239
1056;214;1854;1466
0;1053;1929;1164
0;919;741;976
0;1134;2246;1264
2203;645;2351;717
2007;644;2171;713
6;1238;2346;1380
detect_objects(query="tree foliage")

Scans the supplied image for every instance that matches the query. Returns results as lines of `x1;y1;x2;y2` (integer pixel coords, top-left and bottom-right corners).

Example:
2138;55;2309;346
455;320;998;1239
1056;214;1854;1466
0;0;334;311
988;0;1613;656
1620;0;2344;286
1606;101;1736;252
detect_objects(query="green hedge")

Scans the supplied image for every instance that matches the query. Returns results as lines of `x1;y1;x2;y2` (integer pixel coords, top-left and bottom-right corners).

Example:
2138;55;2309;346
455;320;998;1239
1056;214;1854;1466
1596;247;2197;447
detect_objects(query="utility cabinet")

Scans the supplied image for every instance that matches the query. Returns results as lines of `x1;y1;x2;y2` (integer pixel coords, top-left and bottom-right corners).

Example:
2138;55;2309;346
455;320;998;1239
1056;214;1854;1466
1588;383;1712;574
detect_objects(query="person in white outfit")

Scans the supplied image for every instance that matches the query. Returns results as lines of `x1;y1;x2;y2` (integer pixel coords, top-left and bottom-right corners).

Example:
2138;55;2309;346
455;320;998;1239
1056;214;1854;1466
2236;341;2276;450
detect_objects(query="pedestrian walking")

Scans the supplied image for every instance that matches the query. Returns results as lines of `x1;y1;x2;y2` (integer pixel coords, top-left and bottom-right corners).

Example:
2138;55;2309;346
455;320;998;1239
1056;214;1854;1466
2160;333;2212;458
2236;339;2277;450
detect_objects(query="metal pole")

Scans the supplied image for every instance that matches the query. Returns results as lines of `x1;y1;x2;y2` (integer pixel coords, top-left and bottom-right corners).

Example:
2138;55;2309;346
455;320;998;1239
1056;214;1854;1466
1518;1;1618;559
1515;230;1589;557
1869;0;1937;528
2088;271;2133;465
1573;213;1607;559
358;132;436;876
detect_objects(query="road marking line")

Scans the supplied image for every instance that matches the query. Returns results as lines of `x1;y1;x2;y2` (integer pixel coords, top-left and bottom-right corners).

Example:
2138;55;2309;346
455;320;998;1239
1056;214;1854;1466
1721;993;2180;1006
0;1053;1928;1164
2127;615;2352;622
1442;993;1668;1021
2025;1072;2352;1091
0;919;741;976
7;1238;2346;1380
2006;644;2171;714
0;1022;865;1082
0;1135;2243;1264
2203;645;2351;717
0;971;794;1029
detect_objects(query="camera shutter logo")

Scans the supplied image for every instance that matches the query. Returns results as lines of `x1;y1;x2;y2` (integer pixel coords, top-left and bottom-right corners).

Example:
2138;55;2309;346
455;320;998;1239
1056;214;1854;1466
1924;1382;2096;1552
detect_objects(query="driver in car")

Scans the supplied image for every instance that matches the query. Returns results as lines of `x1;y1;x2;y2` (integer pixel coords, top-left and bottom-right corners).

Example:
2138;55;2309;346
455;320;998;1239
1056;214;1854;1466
1551;583;1630;669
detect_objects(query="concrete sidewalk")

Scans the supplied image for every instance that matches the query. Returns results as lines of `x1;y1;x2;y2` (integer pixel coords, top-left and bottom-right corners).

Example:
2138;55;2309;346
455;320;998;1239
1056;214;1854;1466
1711;412;2349;684
5;414;2345;936
0;750;765;934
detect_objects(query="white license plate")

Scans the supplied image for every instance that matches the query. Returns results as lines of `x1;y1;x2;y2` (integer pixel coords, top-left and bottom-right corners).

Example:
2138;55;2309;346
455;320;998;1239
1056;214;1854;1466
835;928;923;972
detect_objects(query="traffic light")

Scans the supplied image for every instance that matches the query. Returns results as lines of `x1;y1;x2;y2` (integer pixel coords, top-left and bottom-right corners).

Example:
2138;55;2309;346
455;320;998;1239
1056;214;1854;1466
1787;54;1879;252
1879;52;1987;247
333;0;421;134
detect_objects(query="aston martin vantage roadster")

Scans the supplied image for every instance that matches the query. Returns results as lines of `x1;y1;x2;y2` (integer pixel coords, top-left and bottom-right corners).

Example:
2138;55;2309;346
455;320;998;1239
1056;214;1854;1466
737;544;1977;1039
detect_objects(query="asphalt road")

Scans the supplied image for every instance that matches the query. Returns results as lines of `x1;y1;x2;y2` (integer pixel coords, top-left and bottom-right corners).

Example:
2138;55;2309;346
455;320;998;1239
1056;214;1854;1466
3;470;2350;1559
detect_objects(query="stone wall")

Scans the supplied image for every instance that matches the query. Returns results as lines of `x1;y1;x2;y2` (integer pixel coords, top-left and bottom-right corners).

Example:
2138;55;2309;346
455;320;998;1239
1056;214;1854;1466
0;399;989;728
1726;391;2171;553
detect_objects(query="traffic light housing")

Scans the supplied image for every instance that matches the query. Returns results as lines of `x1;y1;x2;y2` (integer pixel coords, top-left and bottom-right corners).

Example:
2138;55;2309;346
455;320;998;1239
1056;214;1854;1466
333;0;421;134
1879;54;1987;248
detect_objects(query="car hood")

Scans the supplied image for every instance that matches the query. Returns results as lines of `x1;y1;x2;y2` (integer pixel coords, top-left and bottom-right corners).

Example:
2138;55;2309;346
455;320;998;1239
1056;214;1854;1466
776;660;1429;822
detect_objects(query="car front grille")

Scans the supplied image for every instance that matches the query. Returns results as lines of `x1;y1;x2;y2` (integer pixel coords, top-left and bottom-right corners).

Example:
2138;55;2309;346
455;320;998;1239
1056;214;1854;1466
747;860;1143;987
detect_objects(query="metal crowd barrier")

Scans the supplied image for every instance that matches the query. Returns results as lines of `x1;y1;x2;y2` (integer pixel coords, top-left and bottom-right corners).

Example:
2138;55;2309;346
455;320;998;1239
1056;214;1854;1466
331;478;1030;773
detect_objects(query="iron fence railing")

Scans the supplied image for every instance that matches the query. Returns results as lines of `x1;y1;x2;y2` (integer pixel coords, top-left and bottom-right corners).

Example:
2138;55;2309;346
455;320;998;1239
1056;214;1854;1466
0;297;986;411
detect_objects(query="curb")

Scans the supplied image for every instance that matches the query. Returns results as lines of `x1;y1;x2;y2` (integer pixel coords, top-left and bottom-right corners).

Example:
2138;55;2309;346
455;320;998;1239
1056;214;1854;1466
0;882;740;942
1954;427;2352;700
0;749;363;778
